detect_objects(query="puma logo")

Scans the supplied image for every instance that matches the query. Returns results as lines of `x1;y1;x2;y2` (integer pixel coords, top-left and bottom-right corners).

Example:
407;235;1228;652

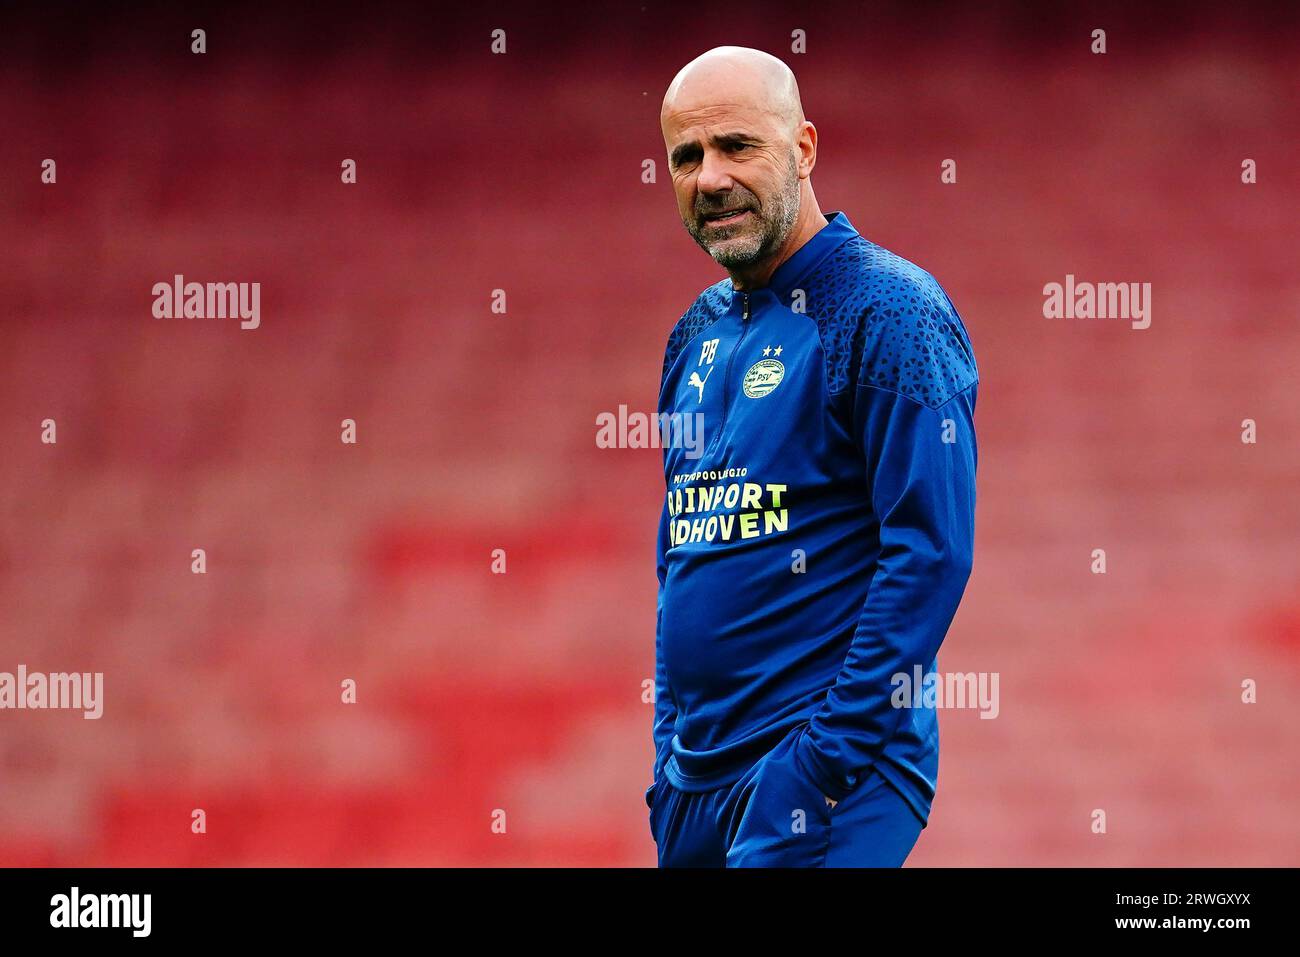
687;368;713;402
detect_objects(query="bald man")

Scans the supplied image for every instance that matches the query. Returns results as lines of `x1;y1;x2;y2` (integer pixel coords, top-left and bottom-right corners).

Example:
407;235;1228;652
647;47;978;867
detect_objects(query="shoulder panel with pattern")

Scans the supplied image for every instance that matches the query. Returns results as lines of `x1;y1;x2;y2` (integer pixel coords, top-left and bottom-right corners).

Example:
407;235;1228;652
660;280;732;389
797;236;977;408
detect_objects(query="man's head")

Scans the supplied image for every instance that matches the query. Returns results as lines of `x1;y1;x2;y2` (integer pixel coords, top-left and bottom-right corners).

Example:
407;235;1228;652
661;46;819;274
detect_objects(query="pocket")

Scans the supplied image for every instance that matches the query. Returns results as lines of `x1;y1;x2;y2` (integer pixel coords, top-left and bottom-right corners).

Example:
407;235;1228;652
646;764;671;811
724;729;832;867
647;775;674;844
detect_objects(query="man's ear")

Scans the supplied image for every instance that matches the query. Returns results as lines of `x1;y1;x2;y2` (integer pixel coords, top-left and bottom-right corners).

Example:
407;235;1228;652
798;122;818;178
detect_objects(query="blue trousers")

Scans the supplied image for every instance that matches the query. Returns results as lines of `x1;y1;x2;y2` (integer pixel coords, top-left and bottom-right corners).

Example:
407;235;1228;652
648;728;926;867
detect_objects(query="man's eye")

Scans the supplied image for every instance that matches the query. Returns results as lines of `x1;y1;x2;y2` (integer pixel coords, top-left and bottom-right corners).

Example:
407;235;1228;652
729;143;750;152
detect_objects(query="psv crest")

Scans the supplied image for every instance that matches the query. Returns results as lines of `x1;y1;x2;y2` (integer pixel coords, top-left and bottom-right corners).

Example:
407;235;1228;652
743;358;784;398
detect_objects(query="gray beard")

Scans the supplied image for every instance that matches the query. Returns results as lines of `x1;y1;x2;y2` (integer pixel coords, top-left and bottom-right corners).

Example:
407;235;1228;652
688;155;801;270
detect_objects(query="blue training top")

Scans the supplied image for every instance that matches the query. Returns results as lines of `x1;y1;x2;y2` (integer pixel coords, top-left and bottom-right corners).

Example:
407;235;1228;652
653;210;979;824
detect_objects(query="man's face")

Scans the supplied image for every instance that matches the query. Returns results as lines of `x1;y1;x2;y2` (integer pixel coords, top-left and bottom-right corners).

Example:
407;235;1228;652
663;105;801;270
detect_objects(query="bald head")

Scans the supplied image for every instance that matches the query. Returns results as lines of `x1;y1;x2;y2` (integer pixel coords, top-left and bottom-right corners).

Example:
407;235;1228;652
660;46;824;284
661;46;806;141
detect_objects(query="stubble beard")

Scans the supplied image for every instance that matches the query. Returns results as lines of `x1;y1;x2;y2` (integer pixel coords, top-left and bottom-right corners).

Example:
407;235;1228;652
687;152;802;271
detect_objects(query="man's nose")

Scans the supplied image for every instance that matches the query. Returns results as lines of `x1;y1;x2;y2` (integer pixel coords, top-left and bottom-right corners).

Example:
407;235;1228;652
695;149;734;196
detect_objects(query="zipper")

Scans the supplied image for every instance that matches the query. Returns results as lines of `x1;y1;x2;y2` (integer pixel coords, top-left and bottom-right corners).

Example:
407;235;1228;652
703;291;751;458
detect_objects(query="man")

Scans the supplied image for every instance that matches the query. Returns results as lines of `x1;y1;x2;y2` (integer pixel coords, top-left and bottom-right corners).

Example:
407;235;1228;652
647;46;978;867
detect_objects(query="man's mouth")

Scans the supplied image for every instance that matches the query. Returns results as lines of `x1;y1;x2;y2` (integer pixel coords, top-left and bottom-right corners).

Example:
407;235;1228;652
702;208;752;227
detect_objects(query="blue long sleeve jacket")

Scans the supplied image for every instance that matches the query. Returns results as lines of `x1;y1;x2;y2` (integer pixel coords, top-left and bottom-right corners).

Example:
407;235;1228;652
652;211;977;823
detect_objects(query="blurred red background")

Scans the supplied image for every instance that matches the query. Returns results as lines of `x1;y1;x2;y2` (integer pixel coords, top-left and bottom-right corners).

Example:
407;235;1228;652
1;1;1297;866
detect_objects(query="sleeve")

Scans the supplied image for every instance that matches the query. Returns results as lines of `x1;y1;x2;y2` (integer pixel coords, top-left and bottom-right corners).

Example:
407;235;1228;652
651;496;678;780
792;377;978;801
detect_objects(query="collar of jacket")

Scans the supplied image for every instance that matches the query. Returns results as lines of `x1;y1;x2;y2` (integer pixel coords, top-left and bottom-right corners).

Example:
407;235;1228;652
726;210;860;310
